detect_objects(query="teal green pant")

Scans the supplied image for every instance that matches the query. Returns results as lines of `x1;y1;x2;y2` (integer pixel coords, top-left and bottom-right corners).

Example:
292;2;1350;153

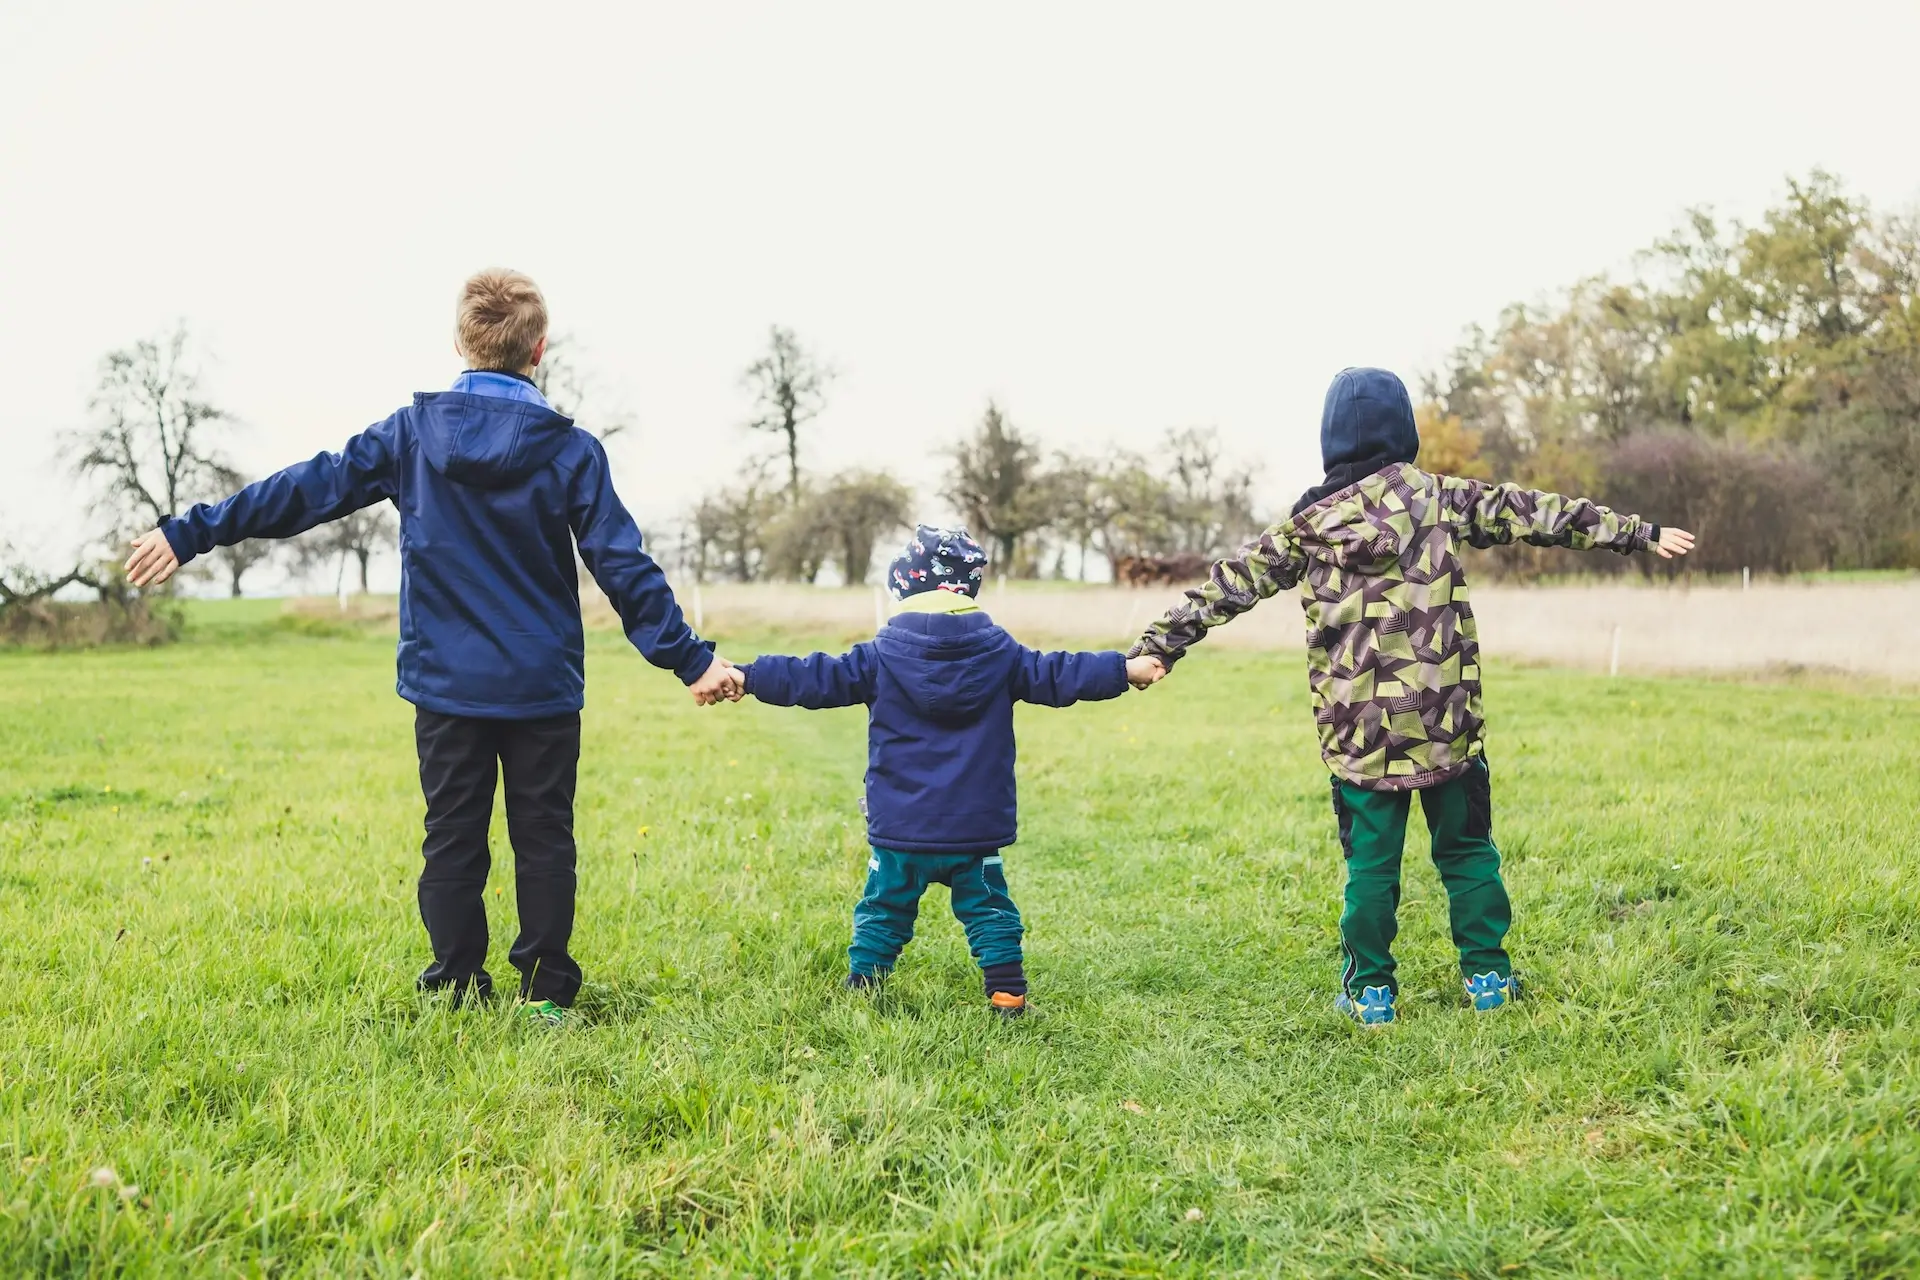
849;848;1023;978
1333;758;1511;998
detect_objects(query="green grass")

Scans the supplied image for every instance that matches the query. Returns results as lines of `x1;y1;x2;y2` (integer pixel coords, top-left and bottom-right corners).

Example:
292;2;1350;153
2;602;1917;1277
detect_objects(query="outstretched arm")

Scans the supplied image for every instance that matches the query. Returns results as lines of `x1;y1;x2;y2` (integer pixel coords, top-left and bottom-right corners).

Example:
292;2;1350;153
1010;647;1128;707
127;416;401;586
1127;523;1308;668
740;645;877;709
569;435;716;686
1439;475;1659;555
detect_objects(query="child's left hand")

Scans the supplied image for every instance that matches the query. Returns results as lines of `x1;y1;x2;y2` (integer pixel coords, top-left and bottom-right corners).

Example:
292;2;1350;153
1126;655;1167;690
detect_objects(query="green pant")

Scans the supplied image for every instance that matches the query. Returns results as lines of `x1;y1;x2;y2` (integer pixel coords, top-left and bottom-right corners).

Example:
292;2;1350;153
1332;758;1511;997
849;847;1024;978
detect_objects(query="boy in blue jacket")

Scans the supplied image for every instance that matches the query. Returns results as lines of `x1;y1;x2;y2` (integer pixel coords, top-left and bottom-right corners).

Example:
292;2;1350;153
729;526;1164;1015
124;269;738;1022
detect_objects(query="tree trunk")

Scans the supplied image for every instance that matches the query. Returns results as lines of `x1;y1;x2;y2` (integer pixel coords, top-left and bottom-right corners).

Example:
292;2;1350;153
356;550;372;594
785;424;800;500
229;571;244;598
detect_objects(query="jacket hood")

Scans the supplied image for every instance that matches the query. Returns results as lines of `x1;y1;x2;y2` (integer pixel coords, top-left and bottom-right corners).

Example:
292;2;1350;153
873;611;1019;723
411;392;576;489
1320;367;1418;472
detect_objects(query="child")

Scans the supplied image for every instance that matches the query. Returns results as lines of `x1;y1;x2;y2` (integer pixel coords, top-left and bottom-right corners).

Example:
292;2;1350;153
725;526;1164;1015
123;268;739;1023
1129;367;1693;1025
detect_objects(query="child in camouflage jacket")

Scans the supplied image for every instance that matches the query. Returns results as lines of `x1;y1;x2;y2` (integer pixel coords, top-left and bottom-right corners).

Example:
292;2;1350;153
1129;367;1694;1025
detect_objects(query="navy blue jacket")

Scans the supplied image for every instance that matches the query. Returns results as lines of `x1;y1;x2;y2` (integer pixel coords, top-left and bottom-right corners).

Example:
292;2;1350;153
740;610;1127;854
161;384;712;718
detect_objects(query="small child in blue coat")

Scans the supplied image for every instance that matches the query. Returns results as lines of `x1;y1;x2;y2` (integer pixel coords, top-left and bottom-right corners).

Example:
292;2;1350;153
731;526;1165;1015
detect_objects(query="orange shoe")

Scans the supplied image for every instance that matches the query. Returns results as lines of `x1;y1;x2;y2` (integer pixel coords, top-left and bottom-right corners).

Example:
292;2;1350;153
989;991;1027;1018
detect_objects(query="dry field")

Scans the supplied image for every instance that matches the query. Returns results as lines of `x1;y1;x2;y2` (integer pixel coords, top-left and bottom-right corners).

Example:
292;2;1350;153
598;576;1920;682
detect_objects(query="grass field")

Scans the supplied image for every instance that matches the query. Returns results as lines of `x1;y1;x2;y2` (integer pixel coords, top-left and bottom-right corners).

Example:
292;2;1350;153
3;601;1918;1277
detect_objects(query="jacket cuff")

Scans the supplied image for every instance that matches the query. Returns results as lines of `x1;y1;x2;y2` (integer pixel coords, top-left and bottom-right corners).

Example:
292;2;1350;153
739;662;757;696
1644;523;1661;548
159;518;199;567
675;643;716;685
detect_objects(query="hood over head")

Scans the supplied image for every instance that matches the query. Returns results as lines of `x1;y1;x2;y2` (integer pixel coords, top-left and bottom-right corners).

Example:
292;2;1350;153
873;611;1018;724
1293;367;1420;516
411;392;575;489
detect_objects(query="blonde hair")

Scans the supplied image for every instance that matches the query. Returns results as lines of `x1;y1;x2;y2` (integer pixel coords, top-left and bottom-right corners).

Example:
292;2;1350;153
455;268;547;371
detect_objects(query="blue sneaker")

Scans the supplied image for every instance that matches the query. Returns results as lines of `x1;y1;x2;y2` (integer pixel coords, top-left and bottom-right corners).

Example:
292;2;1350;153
1335;985;1395;1025
1465;971;1515;1011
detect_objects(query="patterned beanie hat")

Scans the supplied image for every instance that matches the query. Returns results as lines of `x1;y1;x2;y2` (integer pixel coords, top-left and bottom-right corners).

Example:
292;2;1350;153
888;524;989;600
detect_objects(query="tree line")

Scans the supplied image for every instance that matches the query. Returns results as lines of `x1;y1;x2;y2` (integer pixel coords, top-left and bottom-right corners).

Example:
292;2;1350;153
683;330;1263;585
10;166;1909;636
1422;170;1920;576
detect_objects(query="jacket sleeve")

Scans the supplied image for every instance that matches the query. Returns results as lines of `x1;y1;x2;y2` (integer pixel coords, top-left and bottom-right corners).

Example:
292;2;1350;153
160;415;400;564
740;645;876;709
567;435;715;685
1127;523;1308;666
1439;475;1653;554
1010;648;1128;707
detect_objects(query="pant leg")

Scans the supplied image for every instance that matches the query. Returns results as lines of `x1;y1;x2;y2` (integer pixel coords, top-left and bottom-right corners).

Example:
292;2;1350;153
947;854;1025;991
498;713;583;1006
415;708;500;1001
1419;757;1512;981
1334;776;1411;998
849;847;928;977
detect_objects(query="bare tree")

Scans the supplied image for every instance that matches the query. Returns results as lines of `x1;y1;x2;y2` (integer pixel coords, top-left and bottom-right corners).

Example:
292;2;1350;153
67;324;236;535
532;333;632;442
690;463;784;582
742;326;833;500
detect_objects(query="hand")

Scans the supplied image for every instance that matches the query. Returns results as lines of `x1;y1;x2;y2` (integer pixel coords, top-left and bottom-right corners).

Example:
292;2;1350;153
689;657;745;706
1654;527;1695;560
1126;655;1167;690
125;529;181;588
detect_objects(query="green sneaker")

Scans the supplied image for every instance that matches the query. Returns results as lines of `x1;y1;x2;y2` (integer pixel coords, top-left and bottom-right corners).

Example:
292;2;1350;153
520;999;567;1027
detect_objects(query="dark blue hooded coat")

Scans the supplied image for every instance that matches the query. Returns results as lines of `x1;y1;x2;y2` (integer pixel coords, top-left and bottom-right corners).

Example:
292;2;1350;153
161;379;712;718
740;611;1126;854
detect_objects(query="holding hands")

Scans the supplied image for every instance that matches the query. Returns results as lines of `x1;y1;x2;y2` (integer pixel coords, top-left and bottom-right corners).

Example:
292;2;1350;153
1126;655;1167;691
690;658;746;706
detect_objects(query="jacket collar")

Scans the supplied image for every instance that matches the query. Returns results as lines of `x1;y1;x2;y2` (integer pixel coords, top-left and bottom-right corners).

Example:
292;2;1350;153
451;369;551;407
894;588;980;616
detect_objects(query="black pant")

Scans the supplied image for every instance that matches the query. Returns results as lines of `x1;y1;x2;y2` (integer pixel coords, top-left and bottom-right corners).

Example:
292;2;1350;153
414;708;583;1006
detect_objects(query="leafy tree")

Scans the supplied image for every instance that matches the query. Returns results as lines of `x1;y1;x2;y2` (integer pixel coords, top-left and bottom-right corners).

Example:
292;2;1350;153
690;464;784;582
742;326;833;500
1424;169;1920;570
942;402;1051;574
815;470;913;586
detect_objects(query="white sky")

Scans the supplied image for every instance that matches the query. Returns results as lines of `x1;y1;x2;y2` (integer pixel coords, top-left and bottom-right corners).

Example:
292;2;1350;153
4;1;1917;588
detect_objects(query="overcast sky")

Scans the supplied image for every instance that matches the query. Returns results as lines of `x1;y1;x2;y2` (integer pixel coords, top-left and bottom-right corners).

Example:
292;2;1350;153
3;1;1917;587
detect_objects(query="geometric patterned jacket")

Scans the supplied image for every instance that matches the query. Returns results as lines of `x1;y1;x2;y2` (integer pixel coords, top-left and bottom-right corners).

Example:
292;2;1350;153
1129;464;1654;791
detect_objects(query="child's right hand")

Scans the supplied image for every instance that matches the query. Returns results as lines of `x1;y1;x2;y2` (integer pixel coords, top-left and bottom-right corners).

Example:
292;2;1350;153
125;529;180;588
1126;655;1167;690
1654;527;1695;560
